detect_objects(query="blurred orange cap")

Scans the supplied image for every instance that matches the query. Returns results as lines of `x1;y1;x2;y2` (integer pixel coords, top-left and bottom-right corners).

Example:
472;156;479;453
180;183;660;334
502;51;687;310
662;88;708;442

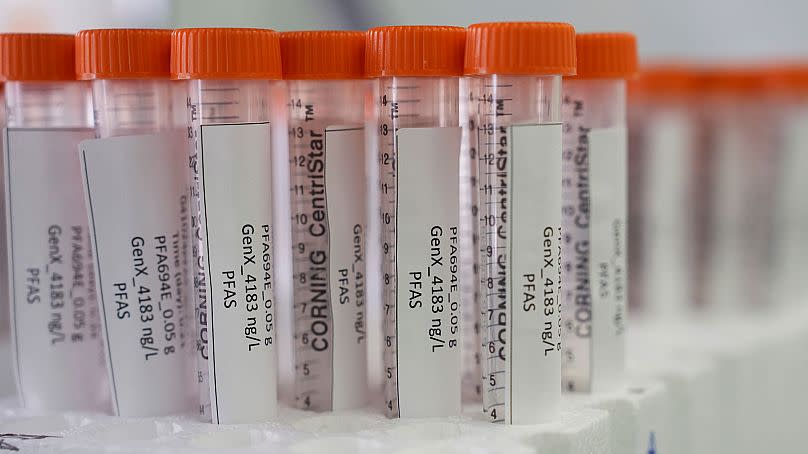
76;29;171;80
573;32;638;79
171;28;282;80
365;26;466;77
765;63;808;95
464;22;576;76
280;31;365;80
697;66;769;97
630;63;701;98
0;33;75;81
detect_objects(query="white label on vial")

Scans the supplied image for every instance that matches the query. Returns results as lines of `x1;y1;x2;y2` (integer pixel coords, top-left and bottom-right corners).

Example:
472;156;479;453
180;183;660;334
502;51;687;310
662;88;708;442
588;127;627;392
4;128;108;411
506;123;562;424
199;122;276;424
80;132;190;417
325;127;368;410
395;127;461;418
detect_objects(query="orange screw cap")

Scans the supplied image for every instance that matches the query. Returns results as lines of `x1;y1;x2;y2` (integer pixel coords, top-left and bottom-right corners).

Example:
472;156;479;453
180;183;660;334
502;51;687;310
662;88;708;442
171;28;282;80
365;25;466;78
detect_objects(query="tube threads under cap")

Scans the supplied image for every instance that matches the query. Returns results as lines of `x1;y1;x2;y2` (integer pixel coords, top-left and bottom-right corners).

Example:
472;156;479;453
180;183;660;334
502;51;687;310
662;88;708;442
574;32;638;79
464;22;576;76
76;29;172;80
281;31;365;80
0;33;75;81
365;26;466;77
171;28;282;80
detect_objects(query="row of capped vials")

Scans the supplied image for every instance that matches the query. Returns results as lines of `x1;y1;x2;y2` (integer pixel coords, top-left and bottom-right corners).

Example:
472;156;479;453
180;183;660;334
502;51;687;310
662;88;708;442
0;24;636;425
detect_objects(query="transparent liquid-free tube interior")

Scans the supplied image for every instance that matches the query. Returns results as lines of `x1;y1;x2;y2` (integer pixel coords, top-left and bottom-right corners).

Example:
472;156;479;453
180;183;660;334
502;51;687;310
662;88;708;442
82;78;193;416
459;76;482;401
6;81;93;128
91;80;176;138
287;78;368;411
561;78;628;394
3;80;109;412
378;76;462;418
186;79;277;424
471;74;563;424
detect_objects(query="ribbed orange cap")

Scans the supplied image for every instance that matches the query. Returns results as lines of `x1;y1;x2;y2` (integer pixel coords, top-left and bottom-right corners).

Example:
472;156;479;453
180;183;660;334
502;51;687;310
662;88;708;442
0;34;76;81
76;29;171;80
573;32;638;79
280;31;365;80
365;26;465;77
464;22;576;76
171;28;282;80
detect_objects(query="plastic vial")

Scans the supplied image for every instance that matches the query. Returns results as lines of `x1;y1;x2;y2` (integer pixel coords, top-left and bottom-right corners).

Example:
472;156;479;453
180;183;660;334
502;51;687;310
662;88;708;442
465;22;576;424
561;33;637;393
772;67;808;305
366;25;466;418
172;28;281;424
459;75;483;401
280;31;369;412
76;29;193;417
632;66;700;318
703;69;777;312
1;33;108;411
0;81;5;341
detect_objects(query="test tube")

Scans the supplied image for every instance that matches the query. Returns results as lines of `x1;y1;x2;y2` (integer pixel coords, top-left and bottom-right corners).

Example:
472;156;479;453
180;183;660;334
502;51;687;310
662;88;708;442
1;33;108;411
75;29;193;417
703;69;777;312
772;66;808;306
464;22;576;424
366;25;465;418
172;28;281;424
560;33;637;393
459;75;483;401
280;31;369;412
0;80;5;343
632;66;700;318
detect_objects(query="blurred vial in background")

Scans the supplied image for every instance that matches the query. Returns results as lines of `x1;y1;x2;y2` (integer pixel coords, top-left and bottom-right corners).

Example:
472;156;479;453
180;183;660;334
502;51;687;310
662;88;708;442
701;68;779;313
769;65;808;309
0;82;5;340
628;65;703;319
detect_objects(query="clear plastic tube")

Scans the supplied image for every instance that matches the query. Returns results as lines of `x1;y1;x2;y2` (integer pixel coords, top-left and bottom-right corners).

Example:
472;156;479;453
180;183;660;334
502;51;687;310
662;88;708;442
286;78;368;411
459;76;482;401
378;75;462;418
92;80;175;138
638;98;698;318
185;79;278;423
561;78;628;393
3;80;108;411
773;98;808;306
0;84;5;339
705;94;777;312
86;78;193;416
470;74;563;424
